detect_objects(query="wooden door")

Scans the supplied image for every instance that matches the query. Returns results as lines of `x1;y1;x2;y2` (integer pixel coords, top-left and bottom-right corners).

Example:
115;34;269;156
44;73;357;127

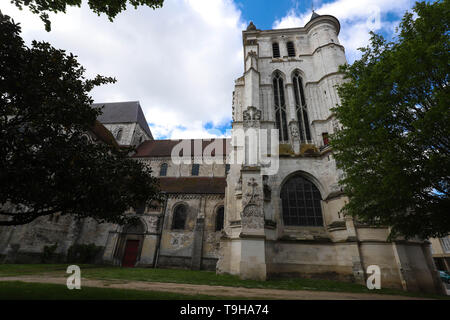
122;240;139;267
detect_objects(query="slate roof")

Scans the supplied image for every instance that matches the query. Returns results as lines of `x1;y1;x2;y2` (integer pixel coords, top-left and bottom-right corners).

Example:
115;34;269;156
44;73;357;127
93;101;153;139
158;177;226;194
133;138;231;158
310;11;321;21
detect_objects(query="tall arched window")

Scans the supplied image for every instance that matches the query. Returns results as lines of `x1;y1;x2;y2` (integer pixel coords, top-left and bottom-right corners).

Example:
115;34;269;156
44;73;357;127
160;163;168;176
273;72;289;142
272;42;280;58
286;41;295;57
215;206;224;231
292;72;311;142
172;204;187;230
280;174;323;226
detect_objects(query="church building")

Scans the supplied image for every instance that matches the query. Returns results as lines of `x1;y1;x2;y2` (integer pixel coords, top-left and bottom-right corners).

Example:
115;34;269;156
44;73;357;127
0;12;443;293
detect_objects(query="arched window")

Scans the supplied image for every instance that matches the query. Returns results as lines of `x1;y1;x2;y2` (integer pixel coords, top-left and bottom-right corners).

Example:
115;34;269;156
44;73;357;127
123;219;146;234
215;206;224;231
160;163;168;176
272;42;280;58
280;174;323;226
115;128;123;141
172;204;187;230
273;72;289;142
287;41;296;57
191;164;200;176
292;72;311;142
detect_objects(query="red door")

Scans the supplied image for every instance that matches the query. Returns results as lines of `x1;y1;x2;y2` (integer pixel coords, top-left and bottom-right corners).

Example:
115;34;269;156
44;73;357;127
122;240;139;267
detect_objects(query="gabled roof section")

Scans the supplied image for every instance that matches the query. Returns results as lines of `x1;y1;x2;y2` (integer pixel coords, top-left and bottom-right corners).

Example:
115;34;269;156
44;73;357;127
133;138;231;158
93;101;153;139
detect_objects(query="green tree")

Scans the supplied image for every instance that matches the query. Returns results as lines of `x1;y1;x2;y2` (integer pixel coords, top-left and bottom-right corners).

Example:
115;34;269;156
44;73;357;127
332;0;450;239
10;0;164;31
0;12;162;226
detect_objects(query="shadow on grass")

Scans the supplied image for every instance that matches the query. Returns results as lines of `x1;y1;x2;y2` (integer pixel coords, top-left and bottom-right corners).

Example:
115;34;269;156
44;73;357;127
0;264;447;300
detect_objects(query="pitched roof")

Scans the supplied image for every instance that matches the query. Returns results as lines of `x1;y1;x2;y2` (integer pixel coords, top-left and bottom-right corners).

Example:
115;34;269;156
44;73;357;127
158;177;226;194
133;138;231;158
93;101;153;139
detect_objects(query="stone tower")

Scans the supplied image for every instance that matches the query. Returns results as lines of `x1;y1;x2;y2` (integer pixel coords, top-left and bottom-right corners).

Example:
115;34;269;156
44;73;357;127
217;13;442;294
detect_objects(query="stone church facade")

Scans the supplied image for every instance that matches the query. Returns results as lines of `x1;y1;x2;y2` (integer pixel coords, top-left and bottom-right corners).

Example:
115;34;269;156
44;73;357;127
0;13;443;293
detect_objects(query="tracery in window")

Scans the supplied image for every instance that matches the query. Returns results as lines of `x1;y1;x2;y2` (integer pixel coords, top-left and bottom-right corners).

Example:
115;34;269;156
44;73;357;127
273;72;289;142
292;72;311;142
281;174;323;226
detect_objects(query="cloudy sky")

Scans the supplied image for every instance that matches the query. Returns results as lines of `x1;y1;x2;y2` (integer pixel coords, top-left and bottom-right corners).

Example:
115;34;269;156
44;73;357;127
2;0;417;139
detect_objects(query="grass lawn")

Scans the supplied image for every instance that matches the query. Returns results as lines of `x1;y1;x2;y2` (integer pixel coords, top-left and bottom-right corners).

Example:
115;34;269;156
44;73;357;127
0;264;447;299
0;281;239;300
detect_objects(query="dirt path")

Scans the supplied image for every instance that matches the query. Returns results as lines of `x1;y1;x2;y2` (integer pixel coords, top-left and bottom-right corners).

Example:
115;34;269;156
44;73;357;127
0;275;428;300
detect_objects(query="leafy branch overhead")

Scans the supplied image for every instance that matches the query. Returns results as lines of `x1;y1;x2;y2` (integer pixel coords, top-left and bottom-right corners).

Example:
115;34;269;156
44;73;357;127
331;0;449;239
10;0;164;31
0;12;162;226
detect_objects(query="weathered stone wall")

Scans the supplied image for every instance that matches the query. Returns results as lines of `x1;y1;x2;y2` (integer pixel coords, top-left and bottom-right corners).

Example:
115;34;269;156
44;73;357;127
139;158;227;178
156;195;224;270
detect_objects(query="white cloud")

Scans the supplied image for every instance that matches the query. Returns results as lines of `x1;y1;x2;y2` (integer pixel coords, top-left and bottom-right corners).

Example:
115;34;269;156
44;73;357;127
1;0;246;139
273;0;414;63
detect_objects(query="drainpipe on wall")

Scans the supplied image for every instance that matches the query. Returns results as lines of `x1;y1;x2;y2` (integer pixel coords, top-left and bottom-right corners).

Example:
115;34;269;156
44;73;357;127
153;192;168;268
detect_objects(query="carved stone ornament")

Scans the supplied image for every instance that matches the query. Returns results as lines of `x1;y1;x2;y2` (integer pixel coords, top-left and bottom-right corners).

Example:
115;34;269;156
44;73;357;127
243;177;259;206
290;123;300;138
243;106;261;127
242;204;264;229
241;178;264;230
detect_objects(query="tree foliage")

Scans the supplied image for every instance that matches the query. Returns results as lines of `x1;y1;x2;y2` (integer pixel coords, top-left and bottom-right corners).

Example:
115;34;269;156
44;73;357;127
332;0;450;239
10;0;164;31
0;12;162;226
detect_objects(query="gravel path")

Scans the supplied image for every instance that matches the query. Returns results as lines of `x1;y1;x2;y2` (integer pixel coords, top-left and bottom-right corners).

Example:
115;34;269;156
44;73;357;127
0;275;429;300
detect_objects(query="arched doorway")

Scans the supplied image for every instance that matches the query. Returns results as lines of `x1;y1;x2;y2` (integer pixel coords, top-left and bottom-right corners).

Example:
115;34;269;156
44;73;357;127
114;219;146;267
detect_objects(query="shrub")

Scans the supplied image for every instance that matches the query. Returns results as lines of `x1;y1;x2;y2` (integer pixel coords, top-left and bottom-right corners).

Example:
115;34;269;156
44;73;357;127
67;243;103;264
41;243;58;263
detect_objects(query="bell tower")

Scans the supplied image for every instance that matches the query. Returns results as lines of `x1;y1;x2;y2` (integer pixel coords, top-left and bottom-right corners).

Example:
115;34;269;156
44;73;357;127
218;13;349;281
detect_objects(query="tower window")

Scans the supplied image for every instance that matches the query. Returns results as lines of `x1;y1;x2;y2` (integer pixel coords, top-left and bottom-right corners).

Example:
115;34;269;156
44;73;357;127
273;72;288;142
115;128;123;141
322;132;329;146
159;163;168;176
172;204;187;230
292;71;311;142
191;164;200;176
215;206;224;231
272;42;280;58
287;41;295;57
